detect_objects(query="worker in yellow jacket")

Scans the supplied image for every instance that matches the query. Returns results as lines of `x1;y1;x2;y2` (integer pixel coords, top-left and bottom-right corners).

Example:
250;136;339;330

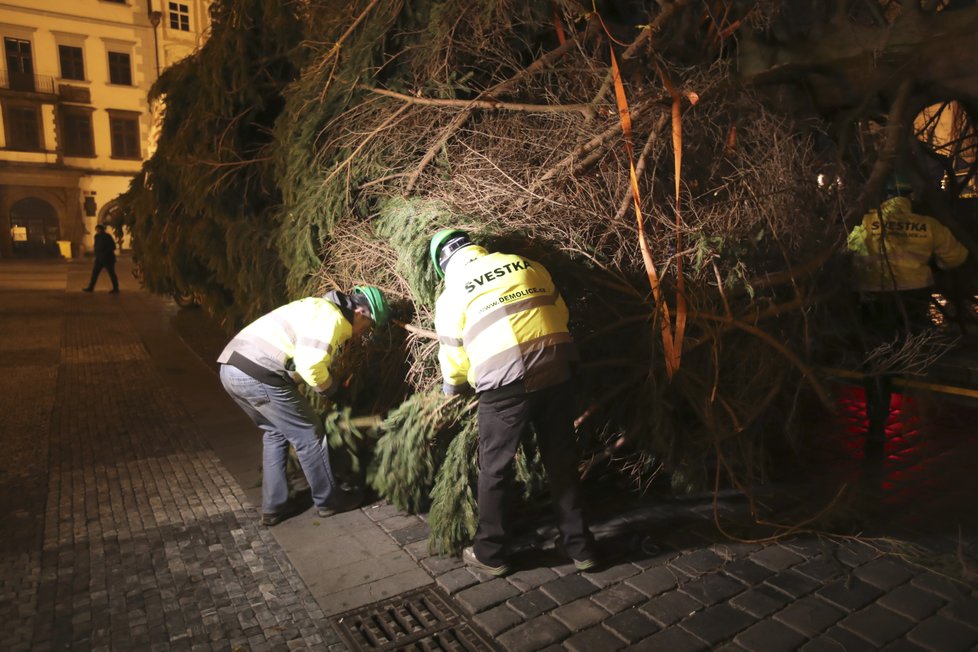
848;174;968;461
218;286;389;526
431;229;596;576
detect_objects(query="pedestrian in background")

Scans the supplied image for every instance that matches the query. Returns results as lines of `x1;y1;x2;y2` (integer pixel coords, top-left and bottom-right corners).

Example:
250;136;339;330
83;224;119;293
430;229;597;577
218;286;389;526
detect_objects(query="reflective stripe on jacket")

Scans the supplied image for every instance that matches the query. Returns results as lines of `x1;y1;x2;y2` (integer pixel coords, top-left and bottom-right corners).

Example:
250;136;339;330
434;246;577;395
217;297;352;392
848;197;969;292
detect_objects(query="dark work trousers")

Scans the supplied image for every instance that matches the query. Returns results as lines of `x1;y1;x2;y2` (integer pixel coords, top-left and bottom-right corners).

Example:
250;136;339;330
474;380;594;567
87;258;119;291
856;289;931;463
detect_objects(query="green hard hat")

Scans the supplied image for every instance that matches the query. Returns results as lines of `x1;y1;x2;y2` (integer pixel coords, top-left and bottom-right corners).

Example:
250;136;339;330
353;285;389;326
429;229;473;278
883;170;913;199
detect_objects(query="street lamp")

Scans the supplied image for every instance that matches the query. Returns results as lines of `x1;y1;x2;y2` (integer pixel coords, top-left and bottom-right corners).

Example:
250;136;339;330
148;5;162;77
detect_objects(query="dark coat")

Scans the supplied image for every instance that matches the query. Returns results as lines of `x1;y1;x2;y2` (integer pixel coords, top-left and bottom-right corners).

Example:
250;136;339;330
93;231;117;263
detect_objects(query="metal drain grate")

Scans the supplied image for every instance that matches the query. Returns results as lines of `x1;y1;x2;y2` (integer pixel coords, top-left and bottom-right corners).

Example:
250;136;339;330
330;586;499;651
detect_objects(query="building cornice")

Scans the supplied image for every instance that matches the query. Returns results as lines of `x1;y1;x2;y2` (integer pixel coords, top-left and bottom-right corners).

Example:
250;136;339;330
0;3;155;30
0;160;140;179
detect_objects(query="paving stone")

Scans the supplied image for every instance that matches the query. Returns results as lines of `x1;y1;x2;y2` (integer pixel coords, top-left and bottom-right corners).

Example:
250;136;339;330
748;546;804;572
879;638;928;652
680;603;755;646
659;527;713;553
362;502;401;522
943;595;978;627
670;549;725;575
640;590;703;626
800;631;874;652
496;615;569;652
720;559;775;586
877;583;945;620
377;515;422;533
816;578;884;612
833;542;881;569
539;574;598;605
591;584;646;614
436;568;480;595
711;542;763;561
564;626;625;652
456;578;521;614
909;572;970;602
402;539;431;561
625;566;681;597
421;554;463;575
780;536;834;558
816;625;879;651
772;595;844;636
713;644;749;652
907;615;978;652
603;608;660;643
635;625;708;652
729;585;792;619
626;538;679;569
507;589;558;619
580;562;641;588
852;558;915;591
389;521;431;546
763;569;820;599
473;604;523;637
506;567;560;592
838;605;915;649
681;573;746;605
734;619;807;652
792;557;847;583
550;598;607;631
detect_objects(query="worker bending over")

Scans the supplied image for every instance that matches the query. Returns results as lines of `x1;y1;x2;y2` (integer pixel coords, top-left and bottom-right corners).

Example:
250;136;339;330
431;229;596;576
218;287;389;525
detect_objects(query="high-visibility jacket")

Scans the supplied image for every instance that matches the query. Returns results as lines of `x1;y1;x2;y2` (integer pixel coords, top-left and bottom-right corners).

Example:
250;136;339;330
435;246;577;395
218;294;353;393
848;196;969;292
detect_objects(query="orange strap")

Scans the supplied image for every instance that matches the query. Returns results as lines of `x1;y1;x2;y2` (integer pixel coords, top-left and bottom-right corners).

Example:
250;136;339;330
551;3;566;45
610;47;683;377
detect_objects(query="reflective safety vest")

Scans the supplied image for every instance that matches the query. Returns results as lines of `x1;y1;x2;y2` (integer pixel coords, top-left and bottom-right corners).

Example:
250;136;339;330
218;296;352;392
435;246;577;395
848;197;969;292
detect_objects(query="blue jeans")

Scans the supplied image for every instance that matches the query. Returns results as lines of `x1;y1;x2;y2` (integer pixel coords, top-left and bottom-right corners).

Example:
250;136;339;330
219;364;337;514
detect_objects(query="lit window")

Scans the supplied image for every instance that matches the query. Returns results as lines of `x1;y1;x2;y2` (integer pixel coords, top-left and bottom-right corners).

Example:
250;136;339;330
108;114;140;159
107;51;132;85
168;2;190;31
62;109;95;157
58;45;85;81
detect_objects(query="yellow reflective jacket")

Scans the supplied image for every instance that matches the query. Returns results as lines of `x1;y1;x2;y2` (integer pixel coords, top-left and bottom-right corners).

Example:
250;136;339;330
218;296;353;392
848;197;968;292
434;246;577;395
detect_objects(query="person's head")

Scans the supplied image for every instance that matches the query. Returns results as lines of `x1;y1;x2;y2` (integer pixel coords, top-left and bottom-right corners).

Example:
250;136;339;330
882;171;913;202
430;229;476;278
351;285;389;337
95;224;106;233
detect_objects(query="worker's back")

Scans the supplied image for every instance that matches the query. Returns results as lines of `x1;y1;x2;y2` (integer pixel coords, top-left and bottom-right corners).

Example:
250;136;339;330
848;196;968;292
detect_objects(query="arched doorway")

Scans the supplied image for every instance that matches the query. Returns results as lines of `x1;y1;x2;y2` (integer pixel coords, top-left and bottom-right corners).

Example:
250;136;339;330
10;197;60;257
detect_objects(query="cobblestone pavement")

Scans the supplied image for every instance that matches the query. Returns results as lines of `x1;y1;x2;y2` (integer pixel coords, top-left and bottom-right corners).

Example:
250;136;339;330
0;260;345;651
4;257;978;652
